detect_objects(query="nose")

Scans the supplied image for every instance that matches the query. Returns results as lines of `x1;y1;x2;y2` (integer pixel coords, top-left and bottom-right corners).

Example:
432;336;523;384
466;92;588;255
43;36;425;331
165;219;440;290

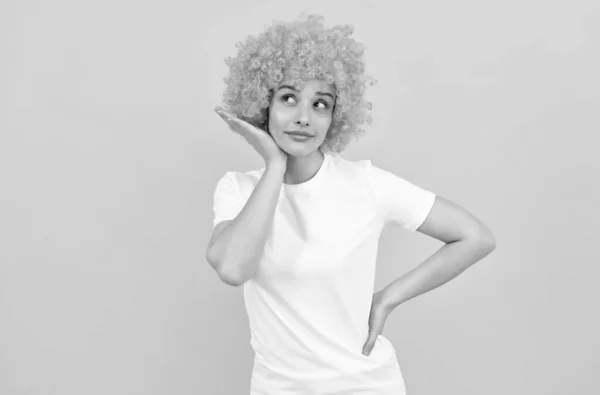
295;103;310;127
295;118;309;127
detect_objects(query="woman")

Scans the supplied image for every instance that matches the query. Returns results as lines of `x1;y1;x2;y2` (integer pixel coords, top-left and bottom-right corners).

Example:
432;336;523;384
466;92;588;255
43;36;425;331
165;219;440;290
207;13;496;395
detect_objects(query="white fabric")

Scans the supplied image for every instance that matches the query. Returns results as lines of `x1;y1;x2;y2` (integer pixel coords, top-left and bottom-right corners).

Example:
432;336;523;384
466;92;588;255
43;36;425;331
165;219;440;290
212;153;436;395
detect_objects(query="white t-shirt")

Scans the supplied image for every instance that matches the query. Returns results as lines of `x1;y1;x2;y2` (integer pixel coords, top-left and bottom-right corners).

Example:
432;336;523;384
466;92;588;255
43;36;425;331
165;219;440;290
212;153;436;395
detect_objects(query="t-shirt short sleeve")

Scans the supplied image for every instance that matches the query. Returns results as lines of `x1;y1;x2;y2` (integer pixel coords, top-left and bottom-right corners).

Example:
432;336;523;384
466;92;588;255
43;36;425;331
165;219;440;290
212;171;245;230
366;160;436;231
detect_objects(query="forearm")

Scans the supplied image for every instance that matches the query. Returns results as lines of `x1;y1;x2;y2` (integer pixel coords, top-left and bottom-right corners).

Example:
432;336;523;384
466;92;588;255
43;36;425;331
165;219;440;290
381;236;496;309
209;165;285;286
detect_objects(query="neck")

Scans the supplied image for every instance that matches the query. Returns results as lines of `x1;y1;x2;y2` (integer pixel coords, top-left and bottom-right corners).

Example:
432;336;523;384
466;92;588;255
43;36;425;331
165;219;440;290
283;151;325;185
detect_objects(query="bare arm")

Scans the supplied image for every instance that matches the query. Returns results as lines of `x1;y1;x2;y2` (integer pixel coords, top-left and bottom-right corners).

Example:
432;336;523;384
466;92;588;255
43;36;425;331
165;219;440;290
381;196;496;308
206;164;285;286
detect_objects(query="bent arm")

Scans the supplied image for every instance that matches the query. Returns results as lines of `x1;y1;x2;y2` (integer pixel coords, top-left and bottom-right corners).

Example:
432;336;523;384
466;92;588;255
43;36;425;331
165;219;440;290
206;165;285;286
382;196;497;308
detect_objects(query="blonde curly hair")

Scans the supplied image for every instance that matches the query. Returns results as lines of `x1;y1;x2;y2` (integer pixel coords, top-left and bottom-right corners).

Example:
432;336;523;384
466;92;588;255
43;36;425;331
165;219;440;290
220;13;377;154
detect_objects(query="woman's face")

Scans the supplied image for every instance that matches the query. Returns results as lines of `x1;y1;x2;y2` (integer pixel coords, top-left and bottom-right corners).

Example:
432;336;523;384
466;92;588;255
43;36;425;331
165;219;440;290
268;78;336;155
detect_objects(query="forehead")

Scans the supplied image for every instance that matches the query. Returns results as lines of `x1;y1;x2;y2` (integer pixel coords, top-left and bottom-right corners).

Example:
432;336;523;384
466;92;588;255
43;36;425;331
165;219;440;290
278;78;335;95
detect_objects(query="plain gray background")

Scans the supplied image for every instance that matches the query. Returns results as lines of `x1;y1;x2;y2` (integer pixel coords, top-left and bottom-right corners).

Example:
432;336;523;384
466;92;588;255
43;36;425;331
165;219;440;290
1;1;599;394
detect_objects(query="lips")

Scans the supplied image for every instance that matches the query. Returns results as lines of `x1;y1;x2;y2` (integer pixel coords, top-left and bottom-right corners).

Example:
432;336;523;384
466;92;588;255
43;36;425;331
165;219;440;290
286;131;313;137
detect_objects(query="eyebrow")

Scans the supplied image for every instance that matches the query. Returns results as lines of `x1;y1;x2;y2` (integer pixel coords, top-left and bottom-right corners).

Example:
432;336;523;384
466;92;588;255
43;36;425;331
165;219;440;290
277;84;336;101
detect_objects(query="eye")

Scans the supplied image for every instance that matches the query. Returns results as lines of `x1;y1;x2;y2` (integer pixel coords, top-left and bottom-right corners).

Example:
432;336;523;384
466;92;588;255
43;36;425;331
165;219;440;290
281;94;296;103
281;94;329;110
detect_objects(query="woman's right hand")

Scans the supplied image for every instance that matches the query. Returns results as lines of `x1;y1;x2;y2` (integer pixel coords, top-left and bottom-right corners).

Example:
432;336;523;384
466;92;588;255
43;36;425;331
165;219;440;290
215;106;288;169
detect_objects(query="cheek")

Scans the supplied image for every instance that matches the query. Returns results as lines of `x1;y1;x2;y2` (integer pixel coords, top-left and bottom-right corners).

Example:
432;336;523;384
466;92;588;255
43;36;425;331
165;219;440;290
268;109;288;131
268;105;333;134
317;114;333;131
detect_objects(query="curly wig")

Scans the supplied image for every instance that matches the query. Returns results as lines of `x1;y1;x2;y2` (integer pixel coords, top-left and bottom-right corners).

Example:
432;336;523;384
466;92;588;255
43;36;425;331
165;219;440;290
220;13;377;154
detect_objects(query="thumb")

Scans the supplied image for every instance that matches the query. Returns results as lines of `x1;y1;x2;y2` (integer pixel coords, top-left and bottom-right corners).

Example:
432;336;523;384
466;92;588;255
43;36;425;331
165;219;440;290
362;332;378;356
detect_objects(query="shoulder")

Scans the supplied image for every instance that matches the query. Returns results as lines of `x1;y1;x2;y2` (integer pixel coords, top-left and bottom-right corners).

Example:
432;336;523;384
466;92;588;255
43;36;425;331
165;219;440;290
218;166;264;196
326;155;375;198
328;154;372;179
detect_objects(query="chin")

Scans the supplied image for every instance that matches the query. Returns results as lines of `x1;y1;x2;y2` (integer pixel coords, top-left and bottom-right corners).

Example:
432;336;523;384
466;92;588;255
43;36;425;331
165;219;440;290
285;144;326;158
282;145;313;155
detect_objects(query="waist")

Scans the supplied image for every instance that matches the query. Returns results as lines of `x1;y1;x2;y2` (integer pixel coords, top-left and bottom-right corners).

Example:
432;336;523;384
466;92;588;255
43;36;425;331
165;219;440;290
251;334;398;380
251;350;404;395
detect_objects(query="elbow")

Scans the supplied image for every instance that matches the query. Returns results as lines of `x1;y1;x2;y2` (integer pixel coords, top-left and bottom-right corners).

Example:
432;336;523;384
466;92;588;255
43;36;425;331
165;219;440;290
206;244;257;287
218;264;248;287
219;271;244;287
471;227;497;253
217;260;250;287
459;226;496;252
206;248;243;287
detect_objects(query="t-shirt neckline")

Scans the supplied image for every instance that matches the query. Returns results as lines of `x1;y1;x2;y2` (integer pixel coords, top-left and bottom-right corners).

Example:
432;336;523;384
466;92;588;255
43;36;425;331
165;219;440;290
282;153;330;191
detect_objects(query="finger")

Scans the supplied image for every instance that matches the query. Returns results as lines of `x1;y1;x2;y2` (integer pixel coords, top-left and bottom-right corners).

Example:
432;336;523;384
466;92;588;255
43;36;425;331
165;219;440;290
215;107;233;120
219;114;239;131
230;118;247;132
215;110;228;122
218;110;232;121
227;120;244;135
362;333;377;356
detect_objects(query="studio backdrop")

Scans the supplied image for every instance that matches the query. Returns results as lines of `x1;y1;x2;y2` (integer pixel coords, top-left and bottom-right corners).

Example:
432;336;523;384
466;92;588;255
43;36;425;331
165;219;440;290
1;1;599;394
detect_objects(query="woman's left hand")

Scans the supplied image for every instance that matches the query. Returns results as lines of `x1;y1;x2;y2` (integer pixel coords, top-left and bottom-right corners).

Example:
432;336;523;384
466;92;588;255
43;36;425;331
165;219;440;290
362;289;395;356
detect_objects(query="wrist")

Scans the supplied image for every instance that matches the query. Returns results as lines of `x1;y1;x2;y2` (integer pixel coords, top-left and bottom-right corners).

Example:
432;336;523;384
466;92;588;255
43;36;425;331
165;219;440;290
266;161;286;175
379;286;401;311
